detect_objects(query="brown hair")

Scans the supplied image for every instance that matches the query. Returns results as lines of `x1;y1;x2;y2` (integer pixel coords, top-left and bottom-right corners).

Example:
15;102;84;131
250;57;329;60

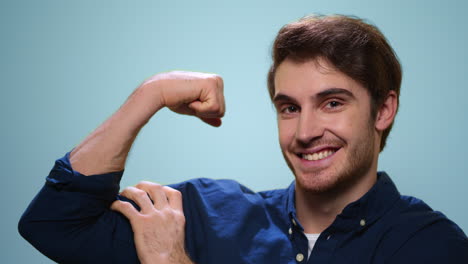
267;15;402;151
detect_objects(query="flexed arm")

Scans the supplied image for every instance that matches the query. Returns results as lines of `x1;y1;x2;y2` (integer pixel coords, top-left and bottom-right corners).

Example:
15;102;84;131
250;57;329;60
70;71;225;175
19;71;224;263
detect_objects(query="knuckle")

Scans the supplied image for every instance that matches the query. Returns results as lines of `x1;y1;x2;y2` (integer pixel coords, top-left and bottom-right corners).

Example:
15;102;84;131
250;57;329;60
135;181;161;189
206;76;221;90
120;186;131;194
159;208;172;219
175;209;185;217
164;186;182;197
208;75;218;83
135;181;149;188
212;75;223;86
121;201;134;211
150;184;164;193
113;201;138;218
120;186;137;197
140;213;153;222
162;185;176;192
174;211;186;224
166;208;185;218
134;189;148;199
173;189;182;199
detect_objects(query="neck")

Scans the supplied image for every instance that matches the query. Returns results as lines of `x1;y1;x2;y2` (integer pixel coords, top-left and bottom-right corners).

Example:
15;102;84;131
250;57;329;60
295;166;378;234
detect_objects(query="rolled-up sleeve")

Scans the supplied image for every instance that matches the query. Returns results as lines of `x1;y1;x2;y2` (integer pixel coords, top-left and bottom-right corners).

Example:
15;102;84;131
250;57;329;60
18;153;139;264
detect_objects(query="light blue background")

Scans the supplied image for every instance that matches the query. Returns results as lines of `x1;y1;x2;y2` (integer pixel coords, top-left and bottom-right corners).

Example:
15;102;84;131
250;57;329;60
1;0;467;262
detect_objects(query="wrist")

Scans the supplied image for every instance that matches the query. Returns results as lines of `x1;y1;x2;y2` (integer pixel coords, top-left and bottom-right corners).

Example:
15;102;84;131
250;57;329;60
140;253;193;264
136;80;166;111
120;81;165;128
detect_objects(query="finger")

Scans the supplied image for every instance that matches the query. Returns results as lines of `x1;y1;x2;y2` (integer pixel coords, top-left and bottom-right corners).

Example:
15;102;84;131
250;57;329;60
168;104;197;116
163;186;183;211
120;186;154;213
135;181;168;210
189;100;224;118
111;200;140;221
199;117;222;127
188;78;225;118
214;75;226;117
215;75;224;90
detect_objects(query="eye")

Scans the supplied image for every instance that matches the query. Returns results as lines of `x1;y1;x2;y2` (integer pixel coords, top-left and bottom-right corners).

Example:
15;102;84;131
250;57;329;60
326;100;343;109
281;105;300;114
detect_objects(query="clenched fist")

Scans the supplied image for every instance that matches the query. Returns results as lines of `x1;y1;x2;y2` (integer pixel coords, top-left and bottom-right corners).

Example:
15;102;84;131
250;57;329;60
139;71;225;127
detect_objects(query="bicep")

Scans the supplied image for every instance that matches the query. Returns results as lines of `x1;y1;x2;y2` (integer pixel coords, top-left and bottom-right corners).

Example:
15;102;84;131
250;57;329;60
19;185;139;264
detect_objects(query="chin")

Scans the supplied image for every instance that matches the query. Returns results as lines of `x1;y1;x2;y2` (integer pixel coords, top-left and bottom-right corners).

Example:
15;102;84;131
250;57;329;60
294;170;343;194
285;141;376;196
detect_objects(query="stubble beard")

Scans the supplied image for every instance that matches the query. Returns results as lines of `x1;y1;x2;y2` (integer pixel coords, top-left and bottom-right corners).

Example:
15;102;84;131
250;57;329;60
284;125;376;195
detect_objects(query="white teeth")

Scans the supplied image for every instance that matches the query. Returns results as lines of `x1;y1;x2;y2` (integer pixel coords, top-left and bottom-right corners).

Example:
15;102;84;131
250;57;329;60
302;150;335;161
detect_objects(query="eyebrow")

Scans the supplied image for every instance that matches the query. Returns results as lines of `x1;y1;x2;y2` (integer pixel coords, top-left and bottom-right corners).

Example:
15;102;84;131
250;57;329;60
316;88;355;100
272;93;297;104
273;87;355;104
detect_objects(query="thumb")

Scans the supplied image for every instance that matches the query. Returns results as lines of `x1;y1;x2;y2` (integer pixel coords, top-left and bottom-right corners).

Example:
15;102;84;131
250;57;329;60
188;101;224;127
188;99;225;118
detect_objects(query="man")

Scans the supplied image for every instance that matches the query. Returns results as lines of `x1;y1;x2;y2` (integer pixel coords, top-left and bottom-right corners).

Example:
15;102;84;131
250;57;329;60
19;15;467;263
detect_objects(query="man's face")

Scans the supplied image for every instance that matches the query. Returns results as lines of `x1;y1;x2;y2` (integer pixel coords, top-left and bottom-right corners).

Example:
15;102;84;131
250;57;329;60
273;58;380;194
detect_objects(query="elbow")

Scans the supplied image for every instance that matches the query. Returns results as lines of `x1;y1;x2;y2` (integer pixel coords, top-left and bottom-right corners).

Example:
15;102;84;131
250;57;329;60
18;213;48;256
18;209;55;261
17;214;67;263
18;214;33;244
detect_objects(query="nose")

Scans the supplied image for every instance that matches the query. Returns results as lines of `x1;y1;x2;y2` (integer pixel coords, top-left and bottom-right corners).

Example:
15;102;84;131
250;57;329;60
295;110;324;145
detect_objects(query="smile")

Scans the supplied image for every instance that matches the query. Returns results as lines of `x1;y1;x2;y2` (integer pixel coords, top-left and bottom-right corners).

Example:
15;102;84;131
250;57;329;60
300;148;338;161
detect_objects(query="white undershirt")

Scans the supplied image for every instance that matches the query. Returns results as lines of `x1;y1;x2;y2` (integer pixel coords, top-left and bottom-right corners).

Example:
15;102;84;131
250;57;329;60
304;233;321;259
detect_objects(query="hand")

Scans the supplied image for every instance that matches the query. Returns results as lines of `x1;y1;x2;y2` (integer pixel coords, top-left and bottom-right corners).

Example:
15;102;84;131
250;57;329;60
141;71;225;127
111;182;193;264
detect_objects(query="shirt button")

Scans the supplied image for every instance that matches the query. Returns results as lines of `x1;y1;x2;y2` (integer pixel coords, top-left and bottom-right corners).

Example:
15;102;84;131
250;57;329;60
327;235;331;240
288;228;292;235
296;253;304;262
292;218;297;226
360;219;366;227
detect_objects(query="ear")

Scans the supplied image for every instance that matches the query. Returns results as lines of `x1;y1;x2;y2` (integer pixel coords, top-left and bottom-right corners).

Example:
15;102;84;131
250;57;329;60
375;91;398;131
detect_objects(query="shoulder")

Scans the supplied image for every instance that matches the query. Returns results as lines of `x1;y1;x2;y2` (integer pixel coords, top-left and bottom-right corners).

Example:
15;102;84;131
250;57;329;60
169;178;290;212
388;216;468;263
170;178;288;198
380;195;468;263
169;178;256;196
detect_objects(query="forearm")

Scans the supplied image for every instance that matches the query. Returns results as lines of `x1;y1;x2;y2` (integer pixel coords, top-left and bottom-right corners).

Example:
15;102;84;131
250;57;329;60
70;84;164;175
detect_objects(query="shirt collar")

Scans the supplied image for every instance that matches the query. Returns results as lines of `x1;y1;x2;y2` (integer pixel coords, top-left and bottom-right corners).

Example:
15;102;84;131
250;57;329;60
284;172;401;232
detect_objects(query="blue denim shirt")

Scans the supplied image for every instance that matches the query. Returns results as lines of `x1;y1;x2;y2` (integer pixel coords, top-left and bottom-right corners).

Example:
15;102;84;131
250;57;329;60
19;153;468;263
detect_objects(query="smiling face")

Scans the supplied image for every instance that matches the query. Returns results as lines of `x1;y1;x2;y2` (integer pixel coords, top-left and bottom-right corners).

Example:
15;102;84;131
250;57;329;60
274;58;381;194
